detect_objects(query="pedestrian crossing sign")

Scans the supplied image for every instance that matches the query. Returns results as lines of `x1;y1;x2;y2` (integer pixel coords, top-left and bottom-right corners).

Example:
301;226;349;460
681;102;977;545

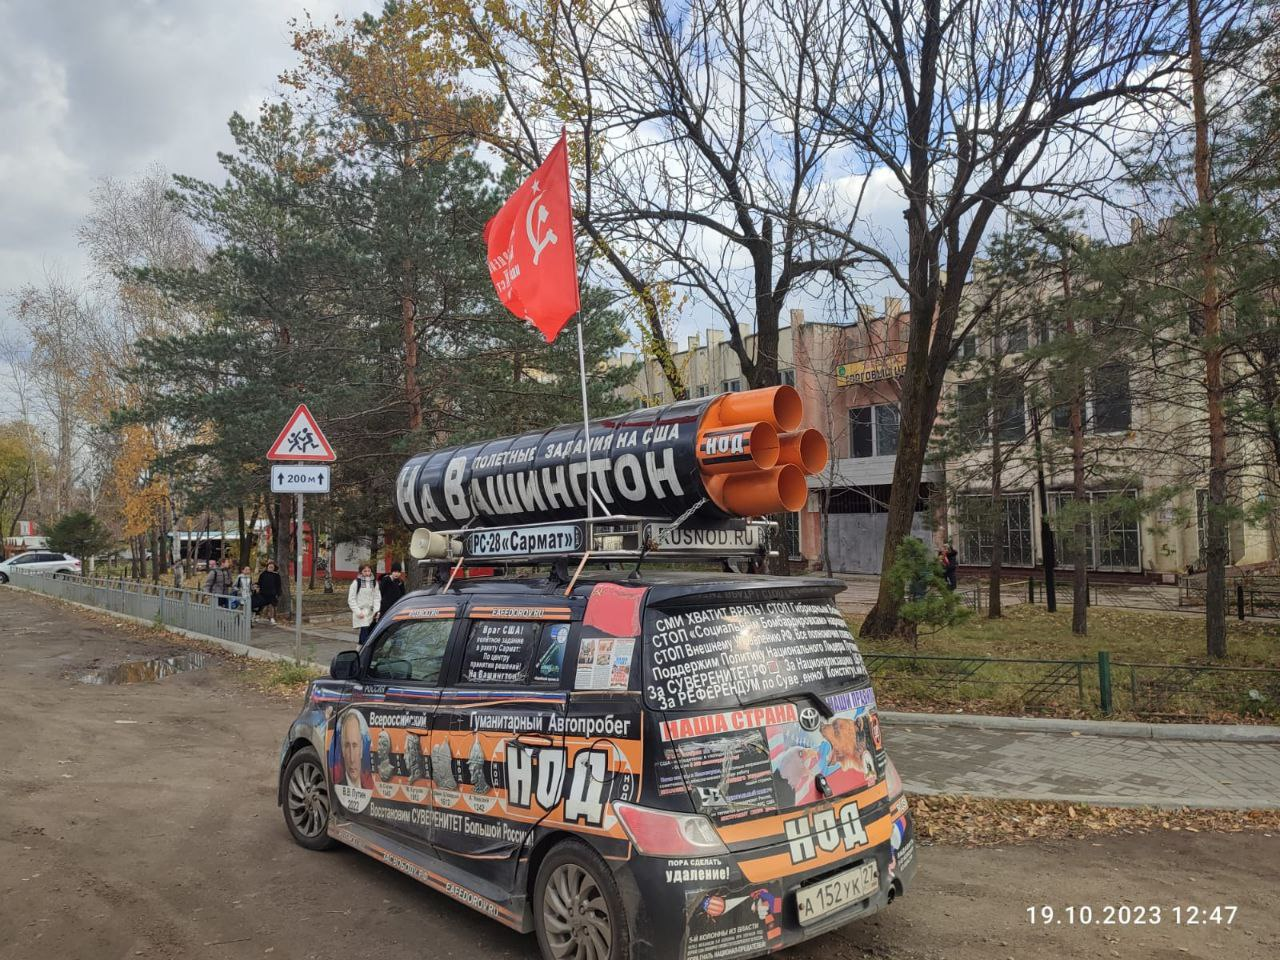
266;404;336;462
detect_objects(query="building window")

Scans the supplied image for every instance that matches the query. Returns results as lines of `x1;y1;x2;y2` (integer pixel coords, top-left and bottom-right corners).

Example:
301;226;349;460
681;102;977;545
849;407;874;458
849;404;899;458
1188;308;1205;338
1052;398;1073;431
957;493;1034;567
780;511;801;558
1092;364;1131;432
994;376;1025;442
779;369;796;387
874;404;900;456
1049;489;1140;571
695;385;709;397
721;378;743;393
828;483;931;515
1002;323;1029;355
955;381;988;442
957;333;978;359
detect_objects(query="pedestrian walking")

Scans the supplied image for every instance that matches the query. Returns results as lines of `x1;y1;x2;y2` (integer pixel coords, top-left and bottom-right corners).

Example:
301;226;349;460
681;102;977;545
233;565;253;611
377;561;406;622
256;560;282;624
348;564;379;647
203;557;234;607
943;541;958;591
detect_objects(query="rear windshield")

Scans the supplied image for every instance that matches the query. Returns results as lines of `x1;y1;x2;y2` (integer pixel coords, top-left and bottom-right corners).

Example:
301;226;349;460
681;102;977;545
643;598;867;711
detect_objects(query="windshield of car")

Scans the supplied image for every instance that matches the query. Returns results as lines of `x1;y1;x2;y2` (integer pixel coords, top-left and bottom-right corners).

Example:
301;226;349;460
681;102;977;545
643;597;867;712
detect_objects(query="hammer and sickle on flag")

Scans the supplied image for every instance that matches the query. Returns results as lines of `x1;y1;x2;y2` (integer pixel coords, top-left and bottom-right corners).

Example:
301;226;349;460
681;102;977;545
526;180;557;265
484;132;580;342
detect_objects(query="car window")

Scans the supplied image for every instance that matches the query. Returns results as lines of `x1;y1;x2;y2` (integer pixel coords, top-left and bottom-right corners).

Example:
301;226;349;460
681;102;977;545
531;623;571;685
460;619;540;685
11;554;35;565
367;619;454;683
643;597;867;711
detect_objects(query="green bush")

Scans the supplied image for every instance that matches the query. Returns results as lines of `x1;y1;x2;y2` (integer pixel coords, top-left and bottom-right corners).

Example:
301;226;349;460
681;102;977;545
46;511;115;560
884;536;971;643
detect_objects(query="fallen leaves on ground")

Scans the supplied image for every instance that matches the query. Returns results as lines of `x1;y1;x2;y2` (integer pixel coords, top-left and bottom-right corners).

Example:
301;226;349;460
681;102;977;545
910;793;1280;847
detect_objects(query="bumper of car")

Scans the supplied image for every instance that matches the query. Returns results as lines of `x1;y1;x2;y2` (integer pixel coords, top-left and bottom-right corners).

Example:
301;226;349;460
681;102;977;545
620;808;916;960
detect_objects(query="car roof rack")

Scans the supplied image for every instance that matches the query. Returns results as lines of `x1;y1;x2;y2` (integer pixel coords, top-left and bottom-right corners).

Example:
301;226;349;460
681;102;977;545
429;514;776;566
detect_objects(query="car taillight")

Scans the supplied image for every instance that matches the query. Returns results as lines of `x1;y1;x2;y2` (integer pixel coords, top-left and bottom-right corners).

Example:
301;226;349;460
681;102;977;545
613;802;728;857
884;755;904;800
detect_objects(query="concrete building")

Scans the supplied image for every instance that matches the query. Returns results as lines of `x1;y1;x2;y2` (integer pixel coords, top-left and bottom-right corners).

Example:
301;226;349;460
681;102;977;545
940;309;1279;579
616;305;938;572
618;299;1279;579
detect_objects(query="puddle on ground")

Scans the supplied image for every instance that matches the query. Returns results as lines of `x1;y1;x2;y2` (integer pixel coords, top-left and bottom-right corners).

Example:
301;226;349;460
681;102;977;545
79;653;209;685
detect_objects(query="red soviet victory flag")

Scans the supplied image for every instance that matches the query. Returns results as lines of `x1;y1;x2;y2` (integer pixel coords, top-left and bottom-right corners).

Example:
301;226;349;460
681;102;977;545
484;132;580;342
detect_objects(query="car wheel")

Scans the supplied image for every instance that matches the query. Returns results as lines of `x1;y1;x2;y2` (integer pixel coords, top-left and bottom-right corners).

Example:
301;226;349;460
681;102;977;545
534;840;629;960
282;747;337;851
0;572;8;584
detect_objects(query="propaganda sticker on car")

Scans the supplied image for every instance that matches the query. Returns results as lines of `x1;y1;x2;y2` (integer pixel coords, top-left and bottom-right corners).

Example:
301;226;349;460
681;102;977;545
795;860;879;925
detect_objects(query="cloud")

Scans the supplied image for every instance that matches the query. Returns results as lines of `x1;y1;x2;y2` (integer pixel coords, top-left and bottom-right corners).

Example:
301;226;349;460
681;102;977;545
0;0;364;328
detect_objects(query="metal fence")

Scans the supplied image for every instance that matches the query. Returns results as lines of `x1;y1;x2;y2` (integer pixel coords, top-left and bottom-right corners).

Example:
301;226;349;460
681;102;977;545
865;652;1091;711
1112;659;1280;717
864;650;1280;719
9;569;250;646
1180;575;1280;618
1022;576;1182;612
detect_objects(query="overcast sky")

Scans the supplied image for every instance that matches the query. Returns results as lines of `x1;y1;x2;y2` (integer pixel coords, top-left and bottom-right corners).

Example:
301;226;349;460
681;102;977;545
0;0;914;395
0;0;367;331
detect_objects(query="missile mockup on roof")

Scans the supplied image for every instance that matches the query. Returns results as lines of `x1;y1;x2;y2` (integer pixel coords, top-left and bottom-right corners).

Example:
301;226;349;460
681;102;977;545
393;385;829;532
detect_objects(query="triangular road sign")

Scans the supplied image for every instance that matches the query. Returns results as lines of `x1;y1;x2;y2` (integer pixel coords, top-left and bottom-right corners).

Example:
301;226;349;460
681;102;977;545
267;403;336;462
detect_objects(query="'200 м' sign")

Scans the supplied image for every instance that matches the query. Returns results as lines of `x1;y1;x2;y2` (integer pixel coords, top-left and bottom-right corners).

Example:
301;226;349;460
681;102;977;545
467;523;584;558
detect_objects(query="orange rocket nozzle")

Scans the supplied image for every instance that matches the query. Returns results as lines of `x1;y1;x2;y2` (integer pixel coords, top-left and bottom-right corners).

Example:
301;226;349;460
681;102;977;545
778;429;829;476
710;384;803;432
705;464;808;516
696;421;780;475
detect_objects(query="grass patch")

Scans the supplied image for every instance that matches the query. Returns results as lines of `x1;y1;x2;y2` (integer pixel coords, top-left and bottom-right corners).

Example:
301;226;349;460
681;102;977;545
265;660;324;690
852;603;1278;666
850;605;1280;722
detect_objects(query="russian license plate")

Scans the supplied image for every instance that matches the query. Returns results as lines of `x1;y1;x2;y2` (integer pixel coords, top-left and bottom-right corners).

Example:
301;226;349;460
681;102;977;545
795;861;880;925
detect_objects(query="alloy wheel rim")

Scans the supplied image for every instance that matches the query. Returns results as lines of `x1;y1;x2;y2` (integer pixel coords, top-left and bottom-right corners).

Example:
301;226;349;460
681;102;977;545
287;759;329;838
543;863;611;960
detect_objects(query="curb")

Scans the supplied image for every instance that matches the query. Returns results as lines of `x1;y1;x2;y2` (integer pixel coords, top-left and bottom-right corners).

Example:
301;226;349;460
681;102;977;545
9;585;322;669
900;781;1280;811
880;710;1280;744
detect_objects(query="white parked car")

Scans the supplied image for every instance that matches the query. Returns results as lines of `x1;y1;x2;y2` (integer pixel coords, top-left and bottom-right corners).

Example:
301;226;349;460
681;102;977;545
0;551;81;583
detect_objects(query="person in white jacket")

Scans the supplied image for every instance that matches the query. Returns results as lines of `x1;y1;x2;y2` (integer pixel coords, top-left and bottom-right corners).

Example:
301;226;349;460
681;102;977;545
348;564;380;647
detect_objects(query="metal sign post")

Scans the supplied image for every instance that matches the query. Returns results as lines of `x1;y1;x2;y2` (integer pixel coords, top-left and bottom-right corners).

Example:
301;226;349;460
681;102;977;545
295;493;304;662
266;403;335;664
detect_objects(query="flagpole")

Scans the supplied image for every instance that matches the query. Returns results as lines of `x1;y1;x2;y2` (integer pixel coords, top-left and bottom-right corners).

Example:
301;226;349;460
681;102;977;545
565;128;594;526
576;315;593;523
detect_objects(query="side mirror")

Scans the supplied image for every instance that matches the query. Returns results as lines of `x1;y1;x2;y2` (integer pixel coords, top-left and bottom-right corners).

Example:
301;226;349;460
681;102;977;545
329;649;359;680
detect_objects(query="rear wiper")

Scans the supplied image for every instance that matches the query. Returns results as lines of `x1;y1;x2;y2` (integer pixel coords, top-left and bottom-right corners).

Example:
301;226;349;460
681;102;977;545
737;690;834;718
803;690;835;718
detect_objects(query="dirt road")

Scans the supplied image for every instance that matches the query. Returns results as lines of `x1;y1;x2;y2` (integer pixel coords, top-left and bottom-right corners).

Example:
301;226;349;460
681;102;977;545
1;588;1276;960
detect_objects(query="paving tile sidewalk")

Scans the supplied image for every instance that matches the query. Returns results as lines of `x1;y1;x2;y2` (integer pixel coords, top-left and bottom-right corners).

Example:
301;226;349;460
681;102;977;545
884;719;1280;810
244;620;356;665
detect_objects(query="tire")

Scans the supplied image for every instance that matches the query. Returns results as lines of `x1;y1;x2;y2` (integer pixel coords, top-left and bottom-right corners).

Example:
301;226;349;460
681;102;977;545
534;839;630;960
0;572;8;584
281;746;337;851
